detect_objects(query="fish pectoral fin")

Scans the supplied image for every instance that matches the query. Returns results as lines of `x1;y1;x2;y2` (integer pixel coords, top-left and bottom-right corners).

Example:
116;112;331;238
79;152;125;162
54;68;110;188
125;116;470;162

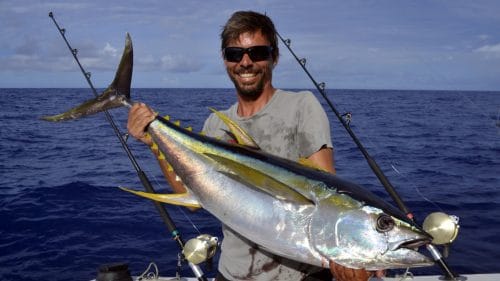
204;153;314;205
208;107;260;149
119;187;201;208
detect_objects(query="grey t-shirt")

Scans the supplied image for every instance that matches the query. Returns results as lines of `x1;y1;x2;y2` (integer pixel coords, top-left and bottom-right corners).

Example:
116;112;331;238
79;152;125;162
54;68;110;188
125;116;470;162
202;89;333;280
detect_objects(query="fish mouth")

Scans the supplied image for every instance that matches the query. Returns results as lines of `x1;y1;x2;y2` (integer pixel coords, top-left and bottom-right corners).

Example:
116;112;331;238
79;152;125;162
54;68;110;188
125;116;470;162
396;237;432;250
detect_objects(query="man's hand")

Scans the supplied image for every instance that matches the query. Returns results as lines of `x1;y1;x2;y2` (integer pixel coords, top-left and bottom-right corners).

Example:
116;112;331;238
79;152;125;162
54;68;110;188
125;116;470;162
127;103;156;145
330;261;384;281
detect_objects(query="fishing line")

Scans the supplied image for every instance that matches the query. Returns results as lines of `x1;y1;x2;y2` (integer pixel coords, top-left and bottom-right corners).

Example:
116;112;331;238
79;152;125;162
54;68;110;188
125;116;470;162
48;12;208;281
176;206;203;235
390;164;444;212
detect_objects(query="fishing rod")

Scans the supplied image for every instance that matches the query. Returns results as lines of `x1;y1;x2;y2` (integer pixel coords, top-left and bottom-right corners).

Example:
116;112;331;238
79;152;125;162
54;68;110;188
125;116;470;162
277;32;411;217
277;32;458;280
48;12;208;281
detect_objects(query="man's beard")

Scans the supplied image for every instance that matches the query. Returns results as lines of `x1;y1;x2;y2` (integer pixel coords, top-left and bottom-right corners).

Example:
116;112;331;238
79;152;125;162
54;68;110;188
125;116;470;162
231;76;264;100
227;66;269;101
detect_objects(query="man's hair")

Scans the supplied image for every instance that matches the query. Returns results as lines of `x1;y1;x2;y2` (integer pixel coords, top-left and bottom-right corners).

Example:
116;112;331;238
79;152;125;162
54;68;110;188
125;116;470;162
220;11;279;61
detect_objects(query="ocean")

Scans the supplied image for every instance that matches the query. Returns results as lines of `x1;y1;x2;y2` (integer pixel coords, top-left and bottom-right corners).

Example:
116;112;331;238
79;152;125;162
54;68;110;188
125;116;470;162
1;88;498;280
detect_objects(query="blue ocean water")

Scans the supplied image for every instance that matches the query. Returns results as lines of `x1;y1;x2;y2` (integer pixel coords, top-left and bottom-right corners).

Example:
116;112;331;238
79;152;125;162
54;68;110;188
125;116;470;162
0;88;498;281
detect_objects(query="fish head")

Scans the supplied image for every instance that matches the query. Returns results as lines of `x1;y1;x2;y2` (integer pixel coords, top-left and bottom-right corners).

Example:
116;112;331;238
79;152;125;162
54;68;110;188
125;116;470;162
310;194;434;270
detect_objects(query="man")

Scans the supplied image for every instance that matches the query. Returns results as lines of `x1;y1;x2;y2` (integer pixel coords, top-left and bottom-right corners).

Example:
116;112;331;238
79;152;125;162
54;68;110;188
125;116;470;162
128;10;378;281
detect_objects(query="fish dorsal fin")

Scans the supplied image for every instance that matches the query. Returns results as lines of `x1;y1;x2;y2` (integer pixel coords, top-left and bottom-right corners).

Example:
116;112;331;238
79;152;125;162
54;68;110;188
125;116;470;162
209;107;259;149
204;153;313;205
119;187;201;208
298;157;330;172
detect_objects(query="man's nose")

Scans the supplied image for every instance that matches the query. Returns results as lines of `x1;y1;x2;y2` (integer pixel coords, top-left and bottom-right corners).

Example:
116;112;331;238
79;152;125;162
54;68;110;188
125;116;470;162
239;53;253;66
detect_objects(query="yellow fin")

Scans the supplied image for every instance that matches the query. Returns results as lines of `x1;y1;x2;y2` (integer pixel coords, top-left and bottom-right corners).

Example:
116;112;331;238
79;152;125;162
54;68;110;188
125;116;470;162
174;120;180;126
209;107;259;148
119;187;201;208
166;162;173;171
158;152;166;160
204;153;313;205
163;115;170;120
150;142;158;151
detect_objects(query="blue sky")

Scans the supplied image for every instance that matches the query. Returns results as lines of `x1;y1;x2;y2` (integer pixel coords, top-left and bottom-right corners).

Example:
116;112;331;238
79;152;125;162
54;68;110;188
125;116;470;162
1;0;500;90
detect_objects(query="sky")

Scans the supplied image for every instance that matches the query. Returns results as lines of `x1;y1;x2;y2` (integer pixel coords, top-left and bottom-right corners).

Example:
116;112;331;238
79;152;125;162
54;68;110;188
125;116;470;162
1;0;500;90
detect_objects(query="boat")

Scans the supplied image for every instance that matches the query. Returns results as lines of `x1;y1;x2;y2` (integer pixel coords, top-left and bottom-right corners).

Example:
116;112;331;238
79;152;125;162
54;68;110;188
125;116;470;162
90;261;500;281
136;275;500;281
92;272;500;281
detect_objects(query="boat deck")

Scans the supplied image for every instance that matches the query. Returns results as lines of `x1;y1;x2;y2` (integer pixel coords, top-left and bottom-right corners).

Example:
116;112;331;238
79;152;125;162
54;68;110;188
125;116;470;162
131;274;498;281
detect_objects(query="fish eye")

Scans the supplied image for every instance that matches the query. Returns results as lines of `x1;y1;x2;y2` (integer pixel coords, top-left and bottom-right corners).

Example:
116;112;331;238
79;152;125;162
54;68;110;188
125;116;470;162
376;214;395;232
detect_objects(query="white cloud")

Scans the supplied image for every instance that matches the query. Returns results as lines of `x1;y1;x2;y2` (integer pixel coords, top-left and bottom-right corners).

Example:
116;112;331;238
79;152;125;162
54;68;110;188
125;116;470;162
100;43;118;57
474;43;500;58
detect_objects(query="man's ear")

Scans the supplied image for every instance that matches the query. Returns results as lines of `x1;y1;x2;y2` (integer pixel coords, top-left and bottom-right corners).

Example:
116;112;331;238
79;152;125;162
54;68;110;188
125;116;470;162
272;57;278;67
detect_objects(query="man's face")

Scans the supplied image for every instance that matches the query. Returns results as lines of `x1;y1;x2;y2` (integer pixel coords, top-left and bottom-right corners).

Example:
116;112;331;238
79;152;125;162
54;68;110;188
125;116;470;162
223;31;275;100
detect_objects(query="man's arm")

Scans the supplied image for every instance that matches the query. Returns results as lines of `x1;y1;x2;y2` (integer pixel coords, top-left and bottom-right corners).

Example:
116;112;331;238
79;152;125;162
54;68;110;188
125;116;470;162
307;146;335;174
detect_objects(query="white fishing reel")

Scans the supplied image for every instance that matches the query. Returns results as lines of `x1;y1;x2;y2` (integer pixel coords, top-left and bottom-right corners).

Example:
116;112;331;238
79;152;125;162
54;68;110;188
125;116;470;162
423;212;460;245
183;234;219;265
422;212;460;259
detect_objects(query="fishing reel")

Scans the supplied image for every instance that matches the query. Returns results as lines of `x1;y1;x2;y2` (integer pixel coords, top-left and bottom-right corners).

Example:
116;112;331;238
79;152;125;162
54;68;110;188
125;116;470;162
422;212;460;257
182;234;219;265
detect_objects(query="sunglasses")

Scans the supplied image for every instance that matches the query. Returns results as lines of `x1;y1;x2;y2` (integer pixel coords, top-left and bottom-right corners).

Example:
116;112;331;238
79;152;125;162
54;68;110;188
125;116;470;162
223;45;273;63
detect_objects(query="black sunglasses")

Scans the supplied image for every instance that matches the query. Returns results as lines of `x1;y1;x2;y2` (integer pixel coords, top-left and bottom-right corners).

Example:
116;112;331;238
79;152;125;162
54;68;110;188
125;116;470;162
223;46;273;63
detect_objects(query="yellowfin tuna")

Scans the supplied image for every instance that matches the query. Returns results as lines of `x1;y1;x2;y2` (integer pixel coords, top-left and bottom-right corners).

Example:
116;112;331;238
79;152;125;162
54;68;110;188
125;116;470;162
42;34;434;270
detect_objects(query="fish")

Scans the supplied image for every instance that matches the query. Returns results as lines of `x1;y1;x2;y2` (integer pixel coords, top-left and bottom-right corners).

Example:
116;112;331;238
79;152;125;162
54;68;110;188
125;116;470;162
42;33;435;270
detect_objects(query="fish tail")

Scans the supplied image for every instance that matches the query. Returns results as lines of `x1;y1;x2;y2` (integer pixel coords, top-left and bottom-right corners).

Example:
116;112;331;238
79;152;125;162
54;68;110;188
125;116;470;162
41;33;133;122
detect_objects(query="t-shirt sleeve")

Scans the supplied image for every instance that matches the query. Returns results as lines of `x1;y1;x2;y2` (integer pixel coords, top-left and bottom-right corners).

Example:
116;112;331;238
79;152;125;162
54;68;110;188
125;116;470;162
202;112;221;138
297;91;333;158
